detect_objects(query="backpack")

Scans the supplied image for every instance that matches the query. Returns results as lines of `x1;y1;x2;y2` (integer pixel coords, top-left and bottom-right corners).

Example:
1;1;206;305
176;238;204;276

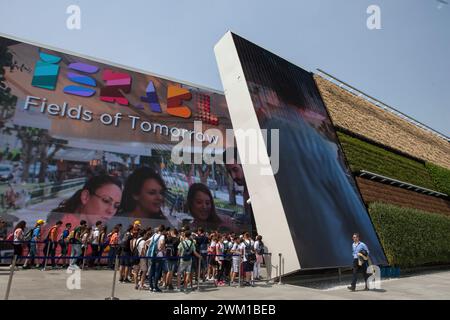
45;226;58;242
131;238;144;265
223;241;232;260
23;228;36;242
256;241;265;255
68;230;76;244
121;232;133;251
207;242;216;254
196;235;208;253
58;230;69;245
6;232;14;242
131;239;143;257
70;226;84;244
102;233;111;246
244;240;256;263
181;240;193;262
147;234;161;258
165;238;176;258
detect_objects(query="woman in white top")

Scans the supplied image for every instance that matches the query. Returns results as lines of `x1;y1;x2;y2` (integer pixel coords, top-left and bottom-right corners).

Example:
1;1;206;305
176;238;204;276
215;236;225;286
13;220;26;265
207;235;218;281
253;235;264;280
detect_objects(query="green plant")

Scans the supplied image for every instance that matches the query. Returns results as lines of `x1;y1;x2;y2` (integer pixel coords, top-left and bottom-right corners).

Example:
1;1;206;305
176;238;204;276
425;162;450;196
337;132;437;190
368;202;450;267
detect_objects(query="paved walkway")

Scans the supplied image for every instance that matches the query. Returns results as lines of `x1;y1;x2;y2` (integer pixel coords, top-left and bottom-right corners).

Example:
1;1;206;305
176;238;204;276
1;268;449;300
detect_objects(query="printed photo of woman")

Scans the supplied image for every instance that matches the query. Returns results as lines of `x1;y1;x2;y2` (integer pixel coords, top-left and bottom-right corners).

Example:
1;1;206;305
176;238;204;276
117;167;169;225
186;183;234;232
47;175;123;228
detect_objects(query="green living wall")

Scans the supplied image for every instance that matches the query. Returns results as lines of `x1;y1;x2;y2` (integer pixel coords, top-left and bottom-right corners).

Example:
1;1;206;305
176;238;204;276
425;162;450;196
337;132;439;191
368;202;450;267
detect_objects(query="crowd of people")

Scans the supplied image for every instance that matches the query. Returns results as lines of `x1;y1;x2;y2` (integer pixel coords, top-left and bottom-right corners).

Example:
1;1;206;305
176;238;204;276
4;218;267;292
1;161;264;292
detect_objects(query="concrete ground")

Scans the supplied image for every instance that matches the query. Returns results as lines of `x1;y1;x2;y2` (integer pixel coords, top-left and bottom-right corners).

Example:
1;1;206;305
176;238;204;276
1;267;449;300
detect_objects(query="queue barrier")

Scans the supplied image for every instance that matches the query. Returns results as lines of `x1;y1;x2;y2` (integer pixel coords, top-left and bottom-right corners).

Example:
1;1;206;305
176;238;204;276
0;239;274;264
0;252;266;262
0;239;276;281
1;239;277;300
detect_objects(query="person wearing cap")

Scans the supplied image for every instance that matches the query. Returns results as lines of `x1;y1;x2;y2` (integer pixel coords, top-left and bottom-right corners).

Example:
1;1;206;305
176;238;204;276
23;220;45;269
132;220;141;234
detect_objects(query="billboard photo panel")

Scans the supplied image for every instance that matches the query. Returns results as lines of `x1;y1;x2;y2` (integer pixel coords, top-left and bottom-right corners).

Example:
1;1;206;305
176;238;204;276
0;33;255;253
215;31;387;271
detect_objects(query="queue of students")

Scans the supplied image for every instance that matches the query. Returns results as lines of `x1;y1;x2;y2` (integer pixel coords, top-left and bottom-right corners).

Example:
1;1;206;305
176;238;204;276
5;219;266;292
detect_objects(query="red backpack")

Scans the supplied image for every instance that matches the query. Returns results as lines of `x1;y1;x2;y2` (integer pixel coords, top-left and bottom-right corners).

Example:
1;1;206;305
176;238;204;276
6;232;14;241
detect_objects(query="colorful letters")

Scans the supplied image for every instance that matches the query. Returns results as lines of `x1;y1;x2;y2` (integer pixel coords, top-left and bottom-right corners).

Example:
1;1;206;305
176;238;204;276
63;62;99;97
167;86;192;118
138;81;162;112
31;53;217;123
31;52;61;90
100;69;132;106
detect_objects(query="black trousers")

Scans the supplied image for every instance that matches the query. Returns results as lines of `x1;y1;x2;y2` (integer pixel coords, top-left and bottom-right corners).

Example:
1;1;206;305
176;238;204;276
223;260;231;281
216;260;225;282
13;244;23;257
90;244;99;266
43;242;57;267
351;258;369;288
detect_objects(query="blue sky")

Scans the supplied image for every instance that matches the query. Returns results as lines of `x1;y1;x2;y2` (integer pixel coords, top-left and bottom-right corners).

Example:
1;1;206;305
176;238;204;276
0;0;449;135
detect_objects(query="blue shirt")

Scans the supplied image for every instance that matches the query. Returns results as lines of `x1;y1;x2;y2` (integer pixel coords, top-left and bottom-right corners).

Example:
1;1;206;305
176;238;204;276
31;226;41;241
352;241;369;259
61;229;69;240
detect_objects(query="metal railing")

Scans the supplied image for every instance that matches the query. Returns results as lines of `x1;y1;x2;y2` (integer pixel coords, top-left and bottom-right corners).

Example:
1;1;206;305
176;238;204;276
357;170;448;197
0;239;277;299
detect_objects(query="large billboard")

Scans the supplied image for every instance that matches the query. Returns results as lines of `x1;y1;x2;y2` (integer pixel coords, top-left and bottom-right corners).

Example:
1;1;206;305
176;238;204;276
0;33;253;246
215;32;387;271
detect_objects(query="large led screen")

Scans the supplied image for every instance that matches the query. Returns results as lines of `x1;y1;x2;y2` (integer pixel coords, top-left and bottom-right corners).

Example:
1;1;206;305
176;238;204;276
215;32;387;269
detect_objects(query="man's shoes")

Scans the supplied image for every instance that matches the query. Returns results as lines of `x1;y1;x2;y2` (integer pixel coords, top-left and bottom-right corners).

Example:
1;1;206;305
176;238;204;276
347;286;356;292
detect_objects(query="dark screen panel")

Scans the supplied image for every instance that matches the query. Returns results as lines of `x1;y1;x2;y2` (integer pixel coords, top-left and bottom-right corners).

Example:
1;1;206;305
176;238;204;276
232;33;387;268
